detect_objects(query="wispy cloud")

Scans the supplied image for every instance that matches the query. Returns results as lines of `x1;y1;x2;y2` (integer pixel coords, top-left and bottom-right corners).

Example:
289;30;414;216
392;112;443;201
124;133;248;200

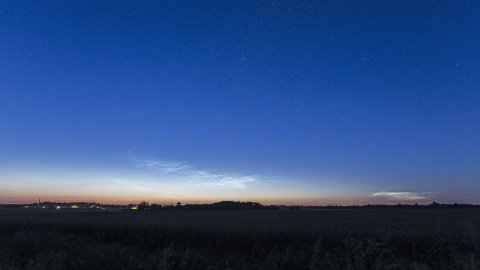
136;160;193;173
371;191;431;201
135;158;259;189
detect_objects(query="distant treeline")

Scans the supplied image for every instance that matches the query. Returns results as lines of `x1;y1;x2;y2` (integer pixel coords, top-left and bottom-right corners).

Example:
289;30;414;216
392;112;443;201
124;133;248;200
127;201;480;211
131;201;278;211
3;201;480;210
1;202;124;209
290;202;480;210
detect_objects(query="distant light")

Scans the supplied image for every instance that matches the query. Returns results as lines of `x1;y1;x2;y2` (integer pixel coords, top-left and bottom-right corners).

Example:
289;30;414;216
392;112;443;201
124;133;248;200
55;206;61;209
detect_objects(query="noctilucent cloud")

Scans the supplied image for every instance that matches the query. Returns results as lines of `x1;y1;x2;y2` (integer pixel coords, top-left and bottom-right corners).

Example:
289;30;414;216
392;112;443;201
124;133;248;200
1;1;479;205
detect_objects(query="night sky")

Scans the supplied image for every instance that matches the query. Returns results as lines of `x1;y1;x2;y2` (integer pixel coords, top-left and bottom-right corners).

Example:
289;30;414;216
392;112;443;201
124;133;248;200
1;1;479;205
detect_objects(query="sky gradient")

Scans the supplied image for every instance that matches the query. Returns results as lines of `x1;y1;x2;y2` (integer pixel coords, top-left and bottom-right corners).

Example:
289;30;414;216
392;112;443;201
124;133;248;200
1;1;480;205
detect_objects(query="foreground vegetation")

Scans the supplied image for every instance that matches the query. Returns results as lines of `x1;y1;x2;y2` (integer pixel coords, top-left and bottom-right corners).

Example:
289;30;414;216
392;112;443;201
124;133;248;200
0;209;479;269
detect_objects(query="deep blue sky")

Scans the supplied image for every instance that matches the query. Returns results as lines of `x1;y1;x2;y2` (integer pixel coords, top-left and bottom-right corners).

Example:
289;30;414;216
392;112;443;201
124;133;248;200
1;1;479;204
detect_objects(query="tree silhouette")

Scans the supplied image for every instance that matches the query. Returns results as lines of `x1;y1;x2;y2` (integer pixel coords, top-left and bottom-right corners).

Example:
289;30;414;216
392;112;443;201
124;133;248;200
138;201;149;211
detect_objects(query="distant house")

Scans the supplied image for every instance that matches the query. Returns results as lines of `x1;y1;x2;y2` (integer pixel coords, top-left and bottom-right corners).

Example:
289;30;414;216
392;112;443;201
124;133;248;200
125;204;138;210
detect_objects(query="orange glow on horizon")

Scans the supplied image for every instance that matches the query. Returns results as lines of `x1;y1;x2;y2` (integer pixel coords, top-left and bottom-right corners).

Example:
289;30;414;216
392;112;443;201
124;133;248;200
0;193;442;206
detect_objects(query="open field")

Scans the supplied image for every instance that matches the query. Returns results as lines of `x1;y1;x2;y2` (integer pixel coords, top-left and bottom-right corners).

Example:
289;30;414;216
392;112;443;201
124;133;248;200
1;209;479;269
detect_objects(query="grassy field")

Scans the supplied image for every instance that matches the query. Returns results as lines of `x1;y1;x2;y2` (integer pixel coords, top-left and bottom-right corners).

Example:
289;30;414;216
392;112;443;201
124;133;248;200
0;209;479;269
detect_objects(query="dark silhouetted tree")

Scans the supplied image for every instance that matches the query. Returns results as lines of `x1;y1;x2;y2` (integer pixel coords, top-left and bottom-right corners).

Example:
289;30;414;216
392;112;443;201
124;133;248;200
138;201;149;211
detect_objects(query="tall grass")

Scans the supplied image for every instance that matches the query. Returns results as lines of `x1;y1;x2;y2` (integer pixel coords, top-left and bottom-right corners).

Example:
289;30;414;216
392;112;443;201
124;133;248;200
0;209;479;269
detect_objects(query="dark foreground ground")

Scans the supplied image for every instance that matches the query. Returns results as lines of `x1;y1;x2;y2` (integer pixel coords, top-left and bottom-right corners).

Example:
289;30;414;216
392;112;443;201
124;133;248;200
0;209;479;269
